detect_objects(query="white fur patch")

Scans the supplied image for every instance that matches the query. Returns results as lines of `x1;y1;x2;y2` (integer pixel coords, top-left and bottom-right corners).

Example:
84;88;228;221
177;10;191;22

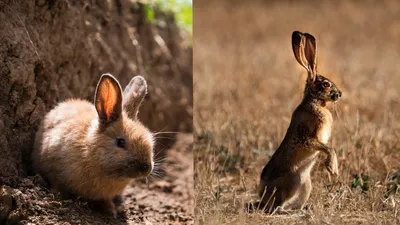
318;124;331;144
146;132;155;171
317;109;333;144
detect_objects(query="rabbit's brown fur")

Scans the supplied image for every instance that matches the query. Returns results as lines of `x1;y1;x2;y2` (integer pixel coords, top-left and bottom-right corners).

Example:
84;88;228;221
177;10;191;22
255;31;342;212
32;74;154;216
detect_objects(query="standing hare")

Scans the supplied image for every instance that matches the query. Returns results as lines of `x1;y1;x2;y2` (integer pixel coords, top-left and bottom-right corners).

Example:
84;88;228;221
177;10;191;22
255;31;341;212
32;74;154;217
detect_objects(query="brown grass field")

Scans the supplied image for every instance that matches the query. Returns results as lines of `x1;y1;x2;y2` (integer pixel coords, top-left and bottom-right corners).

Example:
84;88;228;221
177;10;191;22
193;0;400;224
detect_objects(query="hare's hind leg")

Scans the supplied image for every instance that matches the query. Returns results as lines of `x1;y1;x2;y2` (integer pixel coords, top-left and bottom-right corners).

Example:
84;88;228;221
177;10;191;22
296;177;312;209
258;174;302;213
256;188;284;213
277;174;302;210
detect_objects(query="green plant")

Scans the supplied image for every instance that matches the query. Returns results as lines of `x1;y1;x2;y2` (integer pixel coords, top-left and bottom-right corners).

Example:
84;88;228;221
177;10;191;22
144;3;155;23
385;170;400;198
351;174;370;192
141;0;192;34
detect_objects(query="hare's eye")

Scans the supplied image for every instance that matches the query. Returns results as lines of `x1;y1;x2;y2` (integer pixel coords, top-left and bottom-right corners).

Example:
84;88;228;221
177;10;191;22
322;81;331;88
116;138;125;148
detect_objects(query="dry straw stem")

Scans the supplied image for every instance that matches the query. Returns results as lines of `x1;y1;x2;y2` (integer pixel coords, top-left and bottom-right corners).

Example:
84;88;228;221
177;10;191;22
194;0;400;224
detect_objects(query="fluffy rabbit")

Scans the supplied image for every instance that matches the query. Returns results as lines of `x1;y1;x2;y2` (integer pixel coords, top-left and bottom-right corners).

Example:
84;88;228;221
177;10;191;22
32;74;154;216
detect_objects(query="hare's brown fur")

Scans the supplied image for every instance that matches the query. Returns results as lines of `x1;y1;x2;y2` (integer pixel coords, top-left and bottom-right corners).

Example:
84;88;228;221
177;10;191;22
256;31;342;212
32;74;154;216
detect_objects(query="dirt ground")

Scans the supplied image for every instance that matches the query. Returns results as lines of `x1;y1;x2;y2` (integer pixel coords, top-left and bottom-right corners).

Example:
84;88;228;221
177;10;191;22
2;133;193;225
194;0;400;224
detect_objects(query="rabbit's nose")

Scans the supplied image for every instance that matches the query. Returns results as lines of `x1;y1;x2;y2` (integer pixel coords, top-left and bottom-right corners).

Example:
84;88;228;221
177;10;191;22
137;162;152;175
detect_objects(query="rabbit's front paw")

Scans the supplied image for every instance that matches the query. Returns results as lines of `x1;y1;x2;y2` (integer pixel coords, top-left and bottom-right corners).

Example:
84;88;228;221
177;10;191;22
89;199;119;218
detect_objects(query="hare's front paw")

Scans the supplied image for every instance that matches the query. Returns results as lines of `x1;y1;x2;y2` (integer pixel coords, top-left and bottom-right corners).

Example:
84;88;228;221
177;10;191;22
325;154;339;177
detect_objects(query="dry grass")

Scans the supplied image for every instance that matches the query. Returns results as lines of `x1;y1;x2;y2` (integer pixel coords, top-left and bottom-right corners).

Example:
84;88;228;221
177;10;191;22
193;0;400;224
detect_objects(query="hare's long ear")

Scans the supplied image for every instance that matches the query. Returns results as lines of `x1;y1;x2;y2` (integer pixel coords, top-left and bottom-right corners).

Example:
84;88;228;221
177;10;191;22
122;76;147;120
304;33;317;76
292;31;317;82
95;74;123;125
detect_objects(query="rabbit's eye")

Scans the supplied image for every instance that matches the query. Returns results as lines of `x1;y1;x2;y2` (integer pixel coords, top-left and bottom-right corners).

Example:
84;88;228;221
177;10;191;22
116;138;125;148
322;81;331;88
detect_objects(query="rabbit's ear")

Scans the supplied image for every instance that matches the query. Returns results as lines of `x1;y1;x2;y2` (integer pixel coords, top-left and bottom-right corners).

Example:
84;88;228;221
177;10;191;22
292;31;317;82
122;76;147;120
95;74;123;124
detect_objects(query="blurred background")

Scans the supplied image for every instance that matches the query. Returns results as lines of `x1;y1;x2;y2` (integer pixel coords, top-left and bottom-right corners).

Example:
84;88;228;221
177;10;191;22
194;0;400;224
